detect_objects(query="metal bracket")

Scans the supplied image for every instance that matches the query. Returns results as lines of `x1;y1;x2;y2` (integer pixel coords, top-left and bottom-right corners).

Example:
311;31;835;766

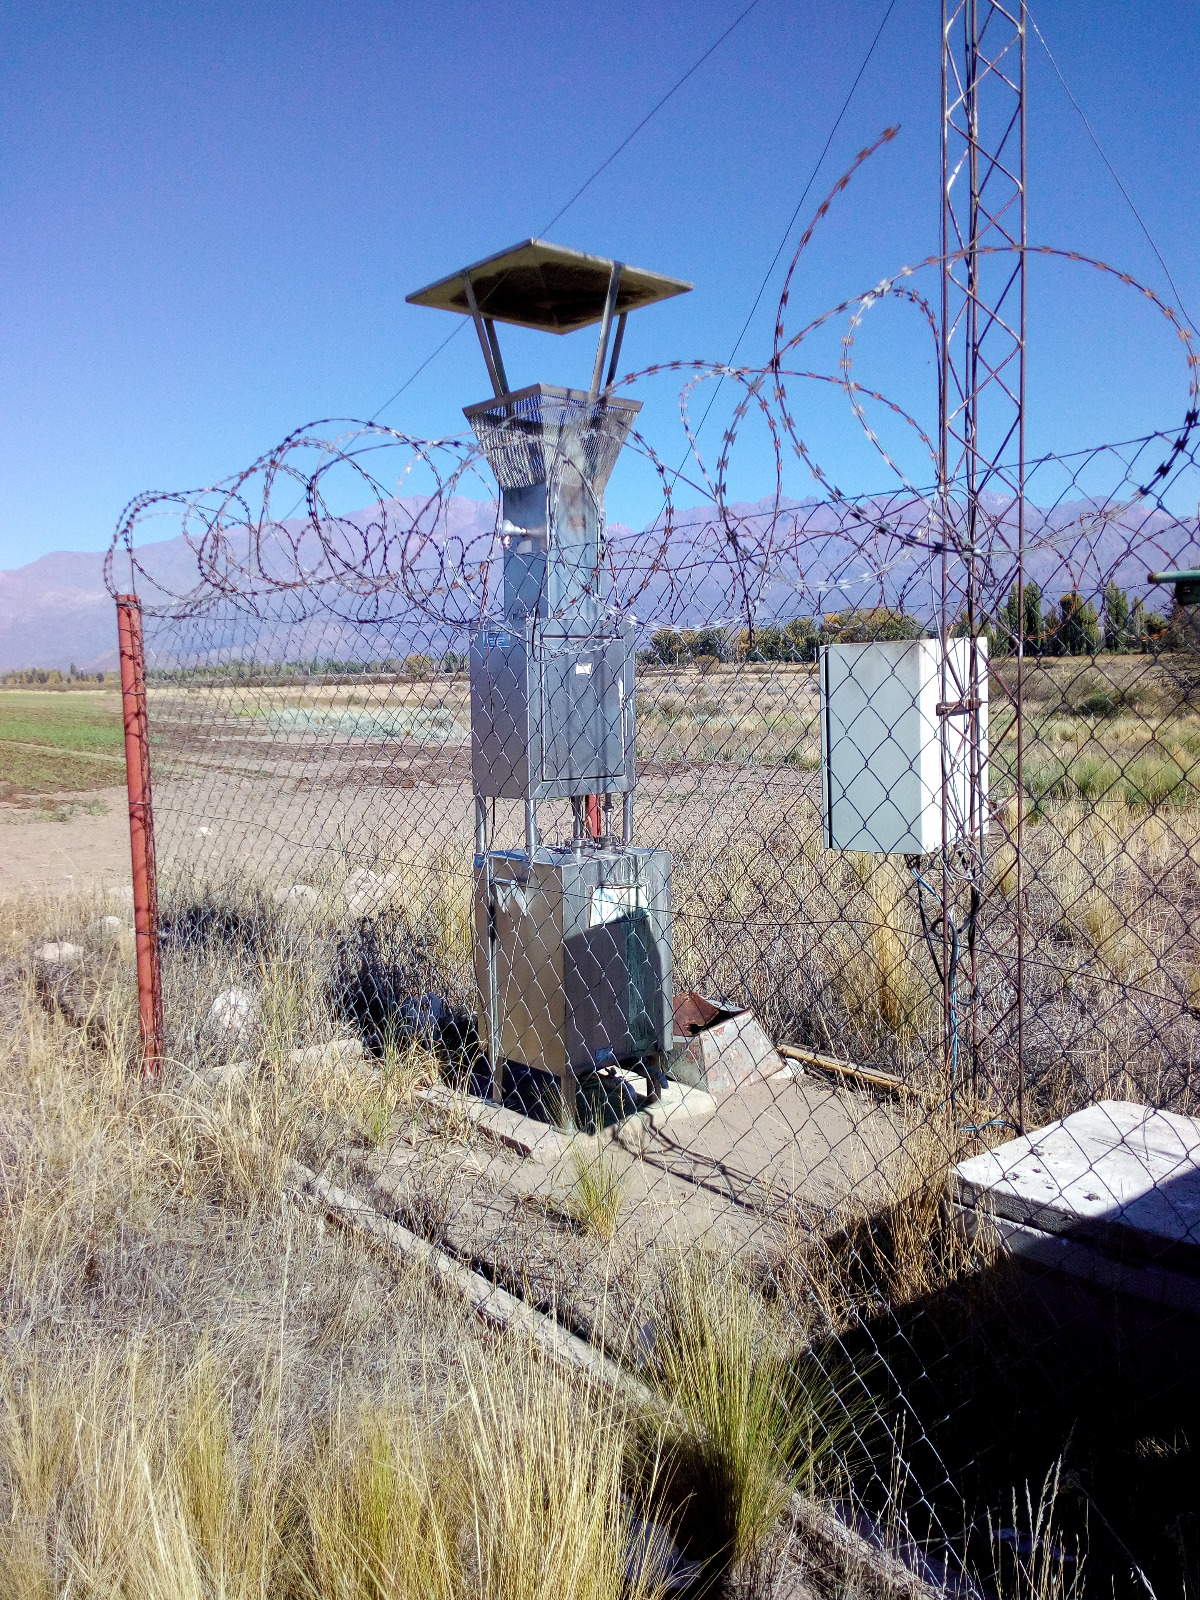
464;273;508;399
589;262;623;400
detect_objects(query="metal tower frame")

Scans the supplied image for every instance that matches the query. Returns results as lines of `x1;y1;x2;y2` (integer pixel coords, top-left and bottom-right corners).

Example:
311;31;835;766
939;0;1027;1129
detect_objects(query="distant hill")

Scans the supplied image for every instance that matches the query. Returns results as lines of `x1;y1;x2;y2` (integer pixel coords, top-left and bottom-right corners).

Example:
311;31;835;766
3;491;1197;671
0;498;500;671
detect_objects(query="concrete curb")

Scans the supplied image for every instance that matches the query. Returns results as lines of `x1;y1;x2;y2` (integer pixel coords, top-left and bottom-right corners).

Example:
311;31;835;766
285;1160;650;1404
286;1159;939;1600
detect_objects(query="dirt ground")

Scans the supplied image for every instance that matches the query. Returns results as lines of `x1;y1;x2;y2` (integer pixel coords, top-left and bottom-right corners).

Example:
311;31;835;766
0;785;133;898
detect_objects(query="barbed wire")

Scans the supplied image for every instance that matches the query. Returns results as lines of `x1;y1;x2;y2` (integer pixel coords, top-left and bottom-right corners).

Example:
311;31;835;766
107;134;1199;652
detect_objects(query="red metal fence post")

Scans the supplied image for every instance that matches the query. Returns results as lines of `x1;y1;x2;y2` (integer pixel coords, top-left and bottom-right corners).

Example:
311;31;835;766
116;595;164;1075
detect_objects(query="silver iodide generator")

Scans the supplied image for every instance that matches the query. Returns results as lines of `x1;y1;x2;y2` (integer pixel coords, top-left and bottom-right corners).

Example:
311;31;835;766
407;241;692;1122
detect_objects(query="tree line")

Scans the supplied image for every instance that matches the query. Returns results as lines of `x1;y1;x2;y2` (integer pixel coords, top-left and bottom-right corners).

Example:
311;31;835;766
143;653;467;685
642;583;1186;665
1;664;110;686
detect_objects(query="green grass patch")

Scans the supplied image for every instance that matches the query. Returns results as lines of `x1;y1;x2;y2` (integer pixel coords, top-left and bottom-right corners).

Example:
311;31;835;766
0;690;125;799
1019;747;1200;812
0;689;124;751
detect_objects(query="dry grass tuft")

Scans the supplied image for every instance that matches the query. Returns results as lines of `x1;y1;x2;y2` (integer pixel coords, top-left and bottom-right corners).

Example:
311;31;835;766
988;1461;1085;1600
568;1139;628;1242
302;1401;458;1600
642;1251;856;1588
454;1348;659;1600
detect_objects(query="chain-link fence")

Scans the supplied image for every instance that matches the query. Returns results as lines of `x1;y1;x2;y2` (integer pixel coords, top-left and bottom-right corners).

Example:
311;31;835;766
97;189;1200;1596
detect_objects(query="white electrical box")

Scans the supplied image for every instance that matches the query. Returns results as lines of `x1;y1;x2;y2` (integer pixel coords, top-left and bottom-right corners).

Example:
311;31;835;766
820;637;989;855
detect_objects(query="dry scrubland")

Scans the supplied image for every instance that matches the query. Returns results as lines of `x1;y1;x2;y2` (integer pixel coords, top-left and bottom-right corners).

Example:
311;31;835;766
0;648;1191;1594
2;881;1008;1600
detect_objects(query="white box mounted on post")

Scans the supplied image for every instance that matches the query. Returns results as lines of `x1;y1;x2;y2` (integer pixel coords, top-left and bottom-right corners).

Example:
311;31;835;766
820;636;989;855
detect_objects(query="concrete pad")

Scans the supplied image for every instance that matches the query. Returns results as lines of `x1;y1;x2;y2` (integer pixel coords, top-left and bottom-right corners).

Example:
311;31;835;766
416;1084;573;1162
642;1082;717;1130
954;1202;1200;1316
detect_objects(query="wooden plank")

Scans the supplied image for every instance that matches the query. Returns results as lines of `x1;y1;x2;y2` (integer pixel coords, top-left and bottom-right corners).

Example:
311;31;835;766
776;1043;915;1097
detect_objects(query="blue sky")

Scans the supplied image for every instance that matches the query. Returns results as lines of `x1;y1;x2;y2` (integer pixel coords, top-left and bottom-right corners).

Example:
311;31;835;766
1;0;1197;568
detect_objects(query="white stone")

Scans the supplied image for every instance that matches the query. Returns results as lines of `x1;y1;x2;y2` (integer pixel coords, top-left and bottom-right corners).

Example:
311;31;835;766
342;867;398;918
288;1037;366;1070
86;915;125;944
34;941;85;967
203;987;259;1052
198;1058;253;1091
272;883;321;913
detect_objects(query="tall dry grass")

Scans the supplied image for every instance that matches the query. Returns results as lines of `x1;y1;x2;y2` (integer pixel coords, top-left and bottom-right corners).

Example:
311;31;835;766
0;888;685;1600
4;884;888;1599
639;1251;860;1589
0;1337;669;1600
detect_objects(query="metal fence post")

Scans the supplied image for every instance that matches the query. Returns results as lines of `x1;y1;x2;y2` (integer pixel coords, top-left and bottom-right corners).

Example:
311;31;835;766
116;594;164;1075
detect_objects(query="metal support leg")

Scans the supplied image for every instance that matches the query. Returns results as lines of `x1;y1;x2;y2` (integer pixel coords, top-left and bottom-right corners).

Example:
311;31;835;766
484;855;503;1106
560;1068;580;1130
525;799;538;862
475;795;487;859
622;791;634;845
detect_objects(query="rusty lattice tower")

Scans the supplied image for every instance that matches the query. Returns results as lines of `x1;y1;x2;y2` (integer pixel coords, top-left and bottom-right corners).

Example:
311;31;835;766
939;0;1027;1126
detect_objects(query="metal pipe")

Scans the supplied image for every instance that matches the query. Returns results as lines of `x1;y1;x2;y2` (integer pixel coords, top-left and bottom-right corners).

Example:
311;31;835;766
485;855;502;1103
1016;0;1028;1135
116;594;164;1077
484;317;509;394
622;791;634;845
589;262;623;400
604;312;628;391
525;799;539;861
463;274;506;399
572;797;585;850
475;795;487;858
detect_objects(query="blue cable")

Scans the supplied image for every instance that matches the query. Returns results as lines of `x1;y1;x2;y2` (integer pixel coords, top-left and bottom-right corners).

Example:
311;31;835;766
911;867;961;1115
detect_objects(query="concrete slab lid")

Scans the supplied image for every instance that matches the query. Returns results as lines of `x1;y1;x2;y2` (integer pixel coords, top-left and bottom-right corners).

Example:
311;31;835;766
953;1100;1200;1273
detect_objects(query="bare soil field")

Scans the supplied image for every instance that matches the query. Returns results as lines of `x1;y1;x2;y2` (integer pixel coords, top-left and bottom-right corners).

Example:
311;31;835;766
0;785;132;896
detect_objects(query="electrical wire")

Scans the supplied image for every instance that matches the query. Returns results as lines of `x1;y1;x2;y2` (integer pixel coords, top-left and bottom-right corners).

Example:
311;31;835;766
688;0;900;446
911;864;1011;1133
656;0;899;512
1028;6;1196;335
911;866;960;1105
539;0;767;240
369;0;769;426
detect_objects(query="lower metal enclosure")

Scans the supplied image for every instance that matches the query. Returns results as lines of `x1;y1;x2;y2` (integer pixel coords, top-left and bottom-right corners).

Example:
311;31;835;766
473;844;673;1094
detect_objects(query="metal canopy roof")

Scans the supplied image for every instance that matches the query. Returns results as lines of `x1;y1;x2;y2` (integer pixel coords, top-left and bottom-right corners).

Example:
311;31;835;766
405;239;692;335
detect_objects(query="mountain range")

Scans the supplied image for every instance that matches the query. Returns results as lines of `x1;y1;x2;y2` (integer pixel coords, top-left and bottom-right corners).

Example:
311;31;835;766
3;491;1197;671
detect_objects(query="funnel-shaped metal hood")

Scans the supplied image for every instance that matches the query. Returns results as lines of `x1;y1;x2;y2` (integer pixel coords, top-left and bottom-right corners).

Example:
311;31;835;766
464;384;642;495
